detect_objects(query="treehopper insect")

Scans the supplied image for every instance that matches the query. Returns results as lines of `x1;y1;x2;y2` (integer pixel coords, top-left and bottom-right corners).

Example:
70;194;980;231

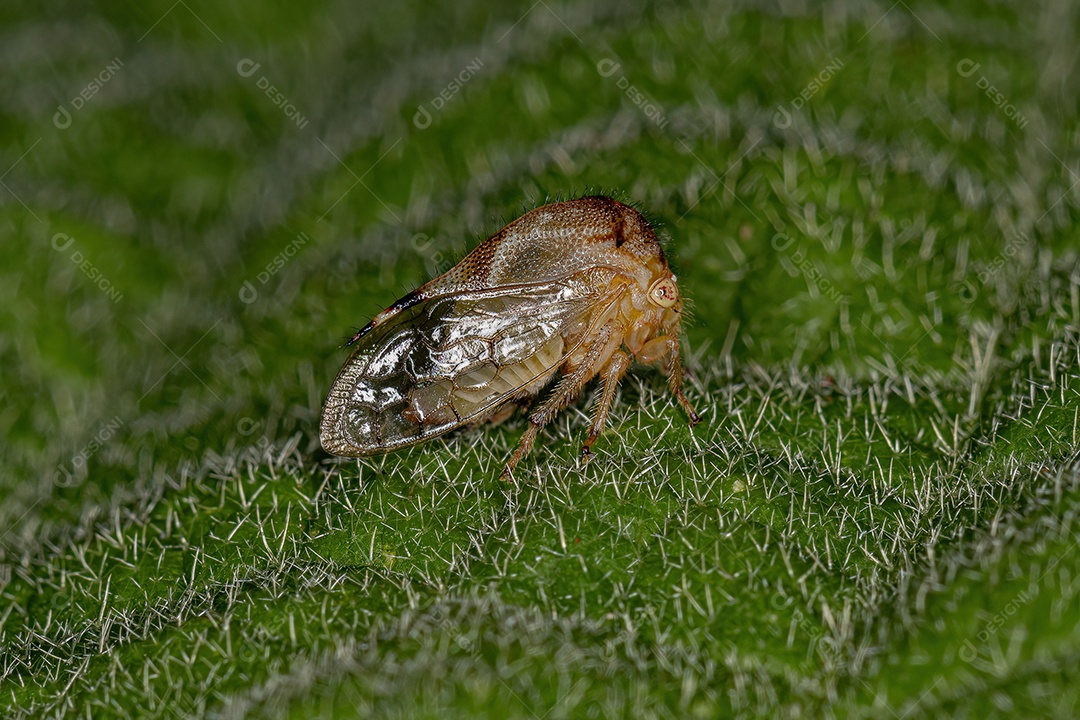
320;196;700;479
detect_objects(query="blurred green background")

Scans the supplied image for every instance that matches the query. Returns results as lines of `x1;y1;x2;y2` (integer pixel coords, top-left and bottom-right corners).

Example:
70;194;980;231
2;0;1079;717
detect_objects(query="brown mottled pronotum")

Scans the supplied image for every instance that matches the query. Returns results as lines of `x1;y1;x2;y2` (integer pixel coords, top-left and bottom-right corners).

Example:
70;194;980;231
320;195;700;480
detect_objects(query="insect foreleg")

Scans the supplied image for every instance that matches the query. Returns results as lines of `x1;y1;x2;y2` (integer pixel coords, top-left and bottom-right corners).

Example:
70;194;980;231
580;349;631;463
662;335;701;426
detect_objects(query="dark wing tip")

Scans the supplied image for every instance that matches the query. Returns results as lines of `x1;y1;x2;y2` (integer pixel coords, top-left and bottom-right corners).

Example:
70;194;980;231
343;290;426;348
344;322;375;347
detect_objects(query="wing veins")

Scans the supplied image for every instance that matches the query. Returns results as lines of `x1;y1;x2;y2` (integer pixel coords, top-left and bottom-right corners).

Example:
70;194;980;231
446;284;625;424
326;274;625;454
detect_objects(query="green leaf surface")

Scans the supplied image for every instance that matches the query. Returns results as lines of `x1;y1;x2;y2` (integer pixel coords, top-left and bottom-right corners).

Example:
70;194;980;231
1;0;1078;717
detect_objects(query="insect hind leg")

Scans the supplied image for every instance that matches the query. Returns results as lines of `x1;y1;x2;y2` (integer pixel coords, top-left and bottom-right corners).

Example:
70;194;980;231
467;398;526;428
500;323;617;481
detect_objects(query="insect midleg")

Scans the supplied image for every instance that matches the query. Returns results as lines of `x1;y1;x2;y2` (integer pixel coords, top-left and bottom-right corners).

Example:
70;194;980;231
500;322;618;481
580;349;631;463
661;335;701;425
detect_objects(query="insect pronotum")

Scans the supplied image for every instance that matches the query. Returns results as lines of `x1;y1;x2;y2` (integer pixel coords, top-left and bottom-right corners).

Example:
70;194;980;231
320;195;701;479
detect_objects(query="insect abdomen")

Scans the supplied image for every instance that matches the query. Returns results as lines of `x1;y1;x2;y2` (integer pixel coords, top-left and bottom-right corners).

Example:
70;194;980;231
449;334;564;408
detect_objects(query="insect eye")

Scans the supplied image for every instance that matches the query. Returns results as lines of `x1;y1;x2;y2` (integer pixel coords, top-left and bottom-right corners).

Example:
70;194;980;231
648;277;679;308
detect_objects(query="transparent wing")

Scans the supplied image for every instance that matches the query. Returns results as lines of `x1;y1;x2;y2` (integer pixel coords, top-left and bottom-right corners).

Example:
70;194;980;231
320;273;615;456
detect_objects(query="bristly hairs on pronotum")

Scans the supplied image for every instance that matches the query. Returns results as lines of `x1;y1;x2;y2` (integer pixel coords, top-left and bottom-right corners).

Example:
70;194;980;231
412;189;683;290
527;188;684;278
